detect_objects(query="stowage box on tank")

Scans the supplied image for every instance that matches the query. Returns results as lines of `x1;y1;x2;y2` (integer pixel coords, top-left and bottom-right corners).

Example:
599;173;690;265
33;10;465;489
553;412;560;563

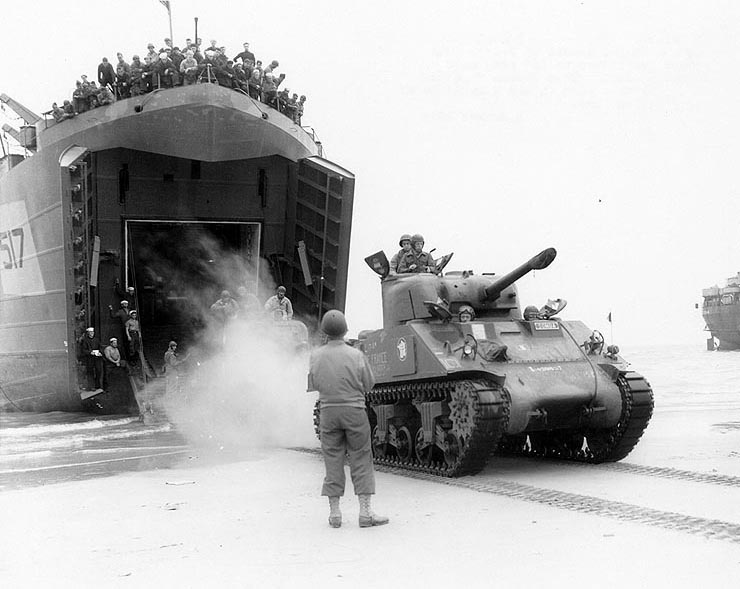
349;247;654;477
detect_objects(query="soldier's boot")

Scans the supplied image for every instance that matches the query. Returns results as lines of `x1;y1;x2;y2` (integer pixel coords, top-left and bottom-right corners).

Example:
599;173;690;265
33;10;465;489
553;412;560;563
328;496;342;528
358;494;389;528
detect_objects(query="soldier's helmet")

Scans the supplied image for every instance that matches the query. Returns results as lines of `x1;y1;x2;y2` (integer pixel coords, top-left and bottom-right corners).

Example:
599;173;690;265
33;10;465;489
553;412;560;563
411;233;424;246
321;310;348;338
399;233;412;246
458;304;475;321
523;305;540;321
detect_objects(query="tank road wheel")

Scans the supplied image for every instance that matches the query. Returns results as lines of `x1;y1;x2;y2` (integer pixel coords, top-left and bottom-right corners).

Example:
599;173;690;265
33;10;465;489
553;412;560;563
372;426;387;458
414;428;433;465
396;426;413;462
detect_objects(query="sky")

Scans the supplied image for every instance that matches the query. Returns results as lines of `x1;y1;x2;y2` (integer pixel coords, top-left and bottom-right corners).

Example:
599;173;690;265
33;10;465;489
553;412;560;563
2;1;740;347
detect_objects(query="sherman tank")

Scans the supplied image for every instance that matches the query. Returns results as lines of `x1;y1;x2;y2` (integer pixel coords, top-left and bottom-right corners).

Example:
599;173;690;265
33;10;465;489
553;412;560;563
351;247;654;477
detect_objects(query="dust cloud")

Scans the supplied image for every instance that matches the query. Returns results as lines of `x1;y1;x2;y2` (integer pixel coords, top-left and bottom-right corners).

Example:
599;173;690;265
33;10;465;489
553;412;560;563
161;318;320;454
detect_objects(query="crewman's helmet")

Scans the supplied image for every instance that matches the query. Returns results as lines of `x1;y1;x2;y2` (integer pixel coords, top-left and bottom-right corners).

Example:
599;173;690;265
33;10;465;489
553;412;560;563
321;310;348;338
411;233;424;246
120;300;129;307
458;304;475;322
277;286;287;294
399;233;412;247
523;305;540;321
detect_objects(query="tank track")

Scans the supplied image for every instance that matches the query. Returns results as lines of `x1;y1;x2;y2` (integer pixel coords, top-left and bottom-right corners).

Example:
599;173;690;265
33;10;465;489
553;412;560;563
314;378;510;477
499;371;654;463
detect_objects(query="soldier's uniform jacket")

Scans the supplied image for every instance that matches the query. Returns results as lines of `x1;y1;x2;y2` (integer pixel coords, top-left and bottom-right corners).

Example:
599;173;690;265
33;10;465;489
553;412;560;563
397;250;435;273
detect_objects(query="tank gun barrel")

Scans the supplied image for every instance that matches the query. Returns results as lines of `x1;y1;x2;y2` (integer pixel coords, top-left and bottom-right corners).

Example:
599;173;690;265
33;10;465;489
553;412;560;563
483;247;557;301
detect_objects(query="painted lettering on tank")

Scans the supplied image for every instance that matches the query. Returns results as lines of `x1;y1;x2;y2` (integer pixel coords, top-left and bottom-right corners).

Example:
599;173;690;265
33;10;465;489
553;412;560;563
528;365;563;372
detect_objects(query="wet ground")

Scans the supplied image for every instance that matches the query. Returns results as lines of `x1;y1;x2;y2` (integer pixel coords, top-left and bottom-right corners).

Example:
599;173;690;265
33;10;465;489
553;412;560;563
0;412;190;490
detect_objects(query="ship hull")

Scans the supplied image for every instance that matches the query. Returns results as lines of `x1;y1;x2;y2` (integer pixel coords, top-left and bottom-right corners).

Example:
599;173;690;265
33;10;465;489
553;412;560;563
702;304;740;350
1;85;354;412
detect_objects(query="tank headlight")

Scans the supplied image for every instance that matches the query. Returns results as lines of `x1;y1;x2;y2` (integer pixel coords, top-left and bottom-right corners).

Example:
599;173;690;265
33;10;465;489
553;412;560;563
462;344;474;357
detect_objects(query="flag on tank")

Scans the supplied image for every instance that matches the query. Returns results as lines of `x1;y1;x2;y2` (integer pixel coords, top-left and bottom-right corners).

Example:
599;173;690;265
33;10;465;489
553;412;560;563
607;311;612;323
159;0;171;12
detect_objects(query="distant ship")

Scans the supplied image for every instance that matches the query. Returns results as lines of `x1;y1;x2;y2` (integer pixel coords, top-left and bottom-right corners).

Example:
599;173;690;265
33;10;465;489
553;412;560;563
0;81;355;412
701;272;740;350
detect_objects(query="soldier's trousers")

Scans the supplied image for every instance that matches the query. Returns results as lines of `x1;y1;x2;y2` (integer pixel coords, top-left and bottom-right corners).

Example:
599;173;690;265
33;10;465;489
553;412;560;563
320;405;376;497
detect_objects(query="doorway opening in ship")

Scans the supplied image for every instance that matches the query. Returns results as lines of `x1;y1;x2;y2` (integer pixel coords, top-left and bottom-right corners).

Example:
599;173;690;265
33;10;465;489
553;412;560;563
124;220;261;370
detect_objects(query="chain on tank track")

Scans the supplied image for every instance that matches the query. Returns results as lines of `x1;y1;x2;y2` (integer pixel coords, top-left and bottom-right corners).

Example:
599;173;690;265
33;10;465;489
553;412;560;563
314;378;510;477
498;371;654;463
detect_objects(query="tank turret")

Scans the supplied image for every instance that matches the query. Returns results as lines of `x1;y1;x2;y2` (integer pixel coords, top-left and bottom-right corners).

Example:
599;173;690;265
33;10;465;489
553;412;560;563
318;247;654;478
377;248;557;327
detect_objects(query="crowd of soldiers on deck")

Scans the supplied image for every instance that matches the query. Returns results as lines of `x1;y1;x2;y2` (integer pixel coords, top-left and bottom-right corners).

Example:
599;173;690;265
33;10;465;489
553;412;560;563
51;38;306;125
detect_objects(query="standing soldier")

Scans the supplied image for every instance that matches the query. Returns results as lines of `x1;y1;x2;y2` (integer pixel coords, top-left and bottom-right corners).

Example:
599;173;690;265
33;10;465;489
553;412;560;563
264;285;293;320
164;341;187;396
308;310;388;529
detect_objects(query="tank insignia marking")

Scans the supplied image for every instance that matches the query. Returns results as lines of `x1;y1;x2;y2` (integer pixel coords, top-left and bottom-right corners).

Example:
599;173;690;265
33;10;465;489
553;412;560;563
442;358;461;369
397;338;407;361
528;365;563;372
471;324;486;339
533;321;560;331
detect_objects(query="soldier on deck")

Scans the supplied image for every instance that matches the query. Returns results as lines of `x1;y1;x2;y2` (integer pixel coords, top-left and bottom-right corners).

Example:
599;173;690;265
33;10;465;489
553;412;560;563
78;327;104;390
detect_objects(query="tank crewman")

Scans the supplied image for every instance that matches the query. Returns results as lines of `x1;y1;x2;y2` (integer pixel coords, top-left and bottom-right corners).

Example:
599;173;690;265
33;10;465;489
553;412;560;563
308;310;388;529
389;234;413;275
97;57;116;90
78;327;104;390
264;285;293;320
397;234;435;273
458;304;475;323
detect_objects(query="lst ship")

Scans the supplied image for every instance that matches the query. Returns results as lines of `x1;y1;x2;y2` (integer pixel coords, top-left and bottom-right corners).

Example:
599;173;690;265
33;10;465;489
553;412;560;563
701;271;740;350
0;82;354;412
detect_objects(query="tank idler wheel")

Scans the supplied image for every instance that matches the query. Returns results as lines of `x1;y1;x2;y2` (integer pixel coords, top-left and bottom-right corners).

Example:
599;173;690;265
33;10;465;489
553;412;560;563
396;426;413;462
414;428;433;465
372;426;387;458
